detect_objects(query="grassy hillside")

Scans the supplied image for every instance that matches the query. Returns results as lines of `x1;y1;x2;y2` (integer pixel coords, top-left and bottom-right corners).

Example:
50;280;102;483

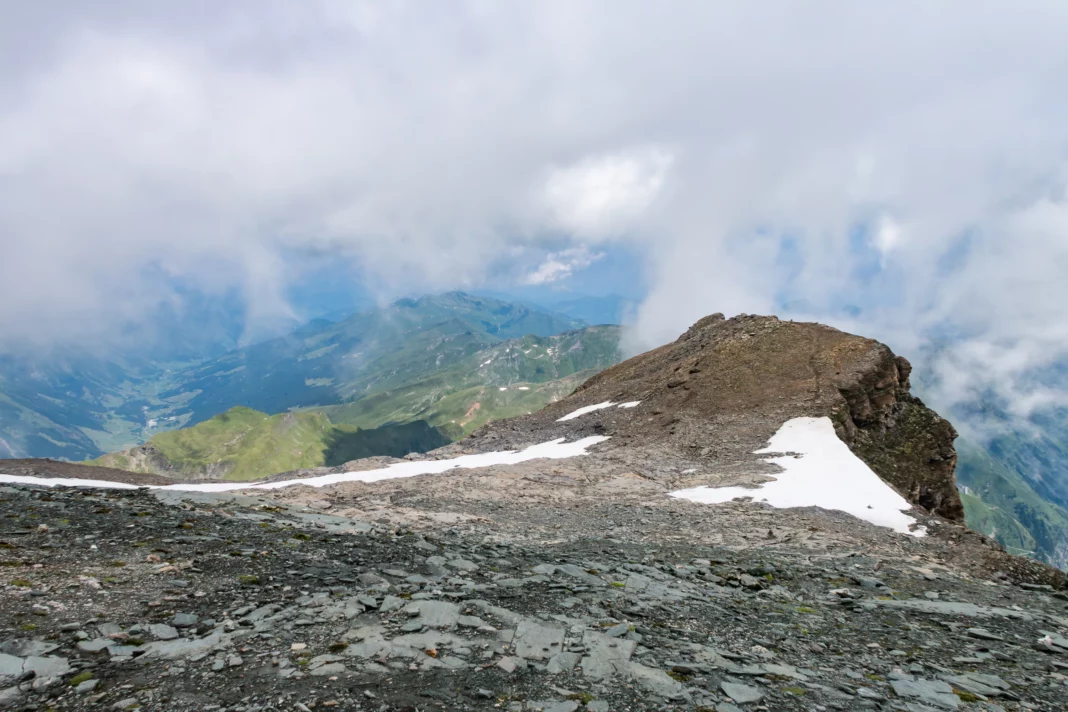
318;326;622;434
88;324;623;479
956;438;1068;568
0;292;586;461
0;348;194;461
88;406;450;481
156;292;586;427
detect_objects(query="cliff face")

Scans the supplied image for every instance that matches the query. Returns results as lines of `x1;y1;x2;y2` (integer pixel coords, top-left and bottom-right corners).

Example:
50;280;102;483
833;350;962;521
474;313;965;522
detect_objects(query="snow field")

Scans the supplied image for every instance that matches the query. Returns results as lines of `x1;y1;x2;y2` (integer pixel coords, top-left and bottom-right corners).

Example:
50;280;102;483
0;436;611;494
668;417;925;536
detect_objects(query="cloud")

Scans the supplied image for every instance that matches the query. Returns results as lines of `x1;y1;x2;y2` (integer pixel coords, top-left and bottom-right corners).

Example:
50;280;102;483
2;1;1068;425
523;247;605;285
543;148;673;239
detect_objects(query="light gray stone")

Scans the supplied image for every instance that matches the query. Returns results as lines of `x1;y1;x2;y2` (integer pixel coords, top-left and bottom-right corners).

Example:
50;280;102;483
147;624;179;641
720;682;764;704
890;678;960;710
546;652;581;674
170;613;199;628
23;656;71;678
0;654;22;677
580;631;636;680
543;702;579;712
514;619;565;661
310;662;346;676
626;661;685;698
76;639;115;653
0;686;21;706
875;600;1032;620
966;628;1003;641
0;640;59;657
496;656;521;673
404;600;460;629
379;595;405;613
141;629;229;661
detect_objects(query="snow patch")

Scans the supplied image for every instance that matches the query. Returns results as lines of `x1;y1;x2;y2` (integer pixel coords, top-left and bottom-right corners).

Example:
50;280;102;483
557;400;641;421
0;437;610;494
517;386;530;391
557;401;615;421
499;387;508;391
669;417;925;537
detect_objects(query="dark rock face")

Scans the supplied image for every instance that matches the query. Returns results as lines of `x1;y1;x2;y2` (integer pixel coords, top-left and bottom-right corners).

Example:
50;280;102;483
481;313;965;522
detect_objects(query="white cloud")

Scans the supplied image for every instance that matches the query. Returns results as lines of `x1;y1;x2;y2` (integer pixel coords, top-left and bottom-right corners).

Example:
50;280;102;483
523;247;605;285
1;1;1068;425
543;147;673;239
872;215;902;255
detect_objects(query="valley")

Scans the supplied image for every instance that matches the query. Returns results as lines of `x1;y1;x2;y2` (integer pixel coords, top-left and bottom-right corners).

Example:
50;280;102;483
3;293;1068;573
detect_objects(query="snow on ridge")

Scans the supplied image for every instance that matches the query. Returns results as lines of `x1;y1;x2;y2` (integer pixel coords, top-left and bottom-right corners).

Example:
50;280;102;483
557;401;615;421
0;437;611;494
669;416;925;537
557;400;641;422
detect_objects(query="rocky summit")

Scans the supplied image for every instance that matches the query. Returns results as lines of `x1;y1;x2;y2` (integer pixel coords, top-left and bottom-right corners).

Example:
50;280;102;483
0;315;1066;712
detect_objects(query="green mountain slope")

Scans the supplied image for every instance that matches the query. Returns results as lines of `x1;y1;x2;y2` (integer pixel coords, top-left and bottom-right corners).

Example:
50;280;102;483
157;292;586;427
0;348;194;461
0;292;586;460
955;435;1068;568
318;326;623;434
88;406;450;481
89;325;623;479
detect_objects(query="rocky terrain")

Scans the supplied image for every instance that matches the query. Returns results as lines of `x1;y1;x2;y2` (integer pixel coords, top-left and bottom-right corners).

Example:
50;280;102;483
0;314;1066;711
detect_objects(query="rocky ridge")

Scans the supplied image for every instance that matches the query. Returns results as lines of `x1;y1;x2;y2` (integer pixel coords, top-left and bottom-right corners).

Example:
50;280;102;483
0;314;1066;711
461;314;963;521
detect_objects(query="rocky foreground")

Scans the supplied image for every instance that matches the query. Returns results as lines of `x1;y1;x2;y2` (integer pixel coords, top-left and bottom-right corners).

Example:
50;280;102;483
1;314;1067;710
0;480;1066;711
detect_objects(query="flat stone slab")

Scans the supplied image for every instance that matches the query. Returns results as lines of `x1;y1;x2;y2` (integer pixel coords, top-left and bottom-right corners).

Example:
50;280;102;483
546;651;581;674
0;640;60;658
875;599;1032;620
76;639;115;653
514;619;565;661
403;600;459;629
148;624;179;641
720;681;763;704
580;631;636;680
626;661;685;698
890;677;960;710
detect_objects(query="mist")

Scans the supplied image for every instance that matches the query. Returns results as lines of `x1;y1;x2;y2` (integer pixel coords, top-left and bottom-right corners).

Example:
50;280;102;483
2;1;1068;420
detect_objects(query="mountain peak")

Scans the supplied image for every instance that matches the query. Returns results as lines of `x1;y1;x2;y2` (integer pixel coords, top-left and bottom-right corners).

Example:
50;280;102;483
466;312;964;522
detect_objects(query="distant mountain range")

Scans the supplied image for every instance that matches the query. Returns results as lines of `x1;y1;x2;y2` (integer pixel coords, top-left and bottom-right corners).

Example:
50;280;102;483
1;291;1067;568
87;407;451;480
1;292;620;476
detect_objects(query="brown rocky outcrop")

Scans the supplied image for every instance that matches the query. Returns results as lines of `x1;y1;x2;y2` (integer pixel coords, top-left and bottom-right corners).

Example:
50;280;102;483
468;313;964;522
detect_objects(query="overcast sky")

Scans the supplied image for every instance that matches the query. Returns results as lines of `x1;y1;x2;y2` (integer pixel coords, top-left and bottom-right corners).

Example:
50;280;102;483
3;1;1068;422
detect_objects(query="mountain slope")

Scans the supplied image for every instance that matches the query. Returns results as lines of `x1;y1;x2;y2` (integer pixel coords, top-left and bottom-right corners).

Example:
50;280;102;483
955;437;1068;567
89;326;623;478
320;325;622;434
157;292;586;427
88;406;450;480
457;313;964;522
0;292;586;460
0;348;182;461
